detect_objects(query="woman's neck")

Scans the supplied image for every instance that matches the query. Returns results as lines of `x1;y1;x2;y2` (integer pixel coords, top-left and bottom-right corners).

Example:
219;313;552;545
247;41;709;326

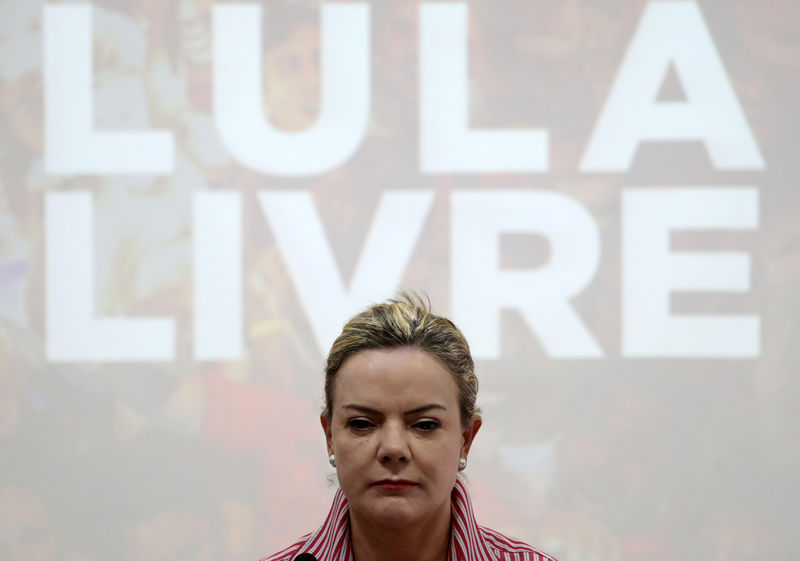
349;504;451;561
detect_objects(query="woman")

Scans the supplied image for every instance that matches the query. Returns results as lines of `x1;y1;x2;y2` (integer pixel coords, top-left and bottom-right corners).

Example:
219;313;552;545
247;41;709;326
262;295;557;561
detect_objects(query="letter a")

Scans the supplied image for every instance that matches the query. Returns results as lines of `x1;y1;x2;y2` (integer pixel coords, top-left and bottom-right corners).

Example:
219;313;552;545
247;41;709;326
580;1;764;171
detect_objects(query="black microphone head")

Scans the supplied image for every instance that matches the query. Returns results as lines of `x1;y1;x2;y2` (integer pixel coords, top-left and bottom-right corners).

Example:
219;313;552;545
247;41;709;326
294;554;318;561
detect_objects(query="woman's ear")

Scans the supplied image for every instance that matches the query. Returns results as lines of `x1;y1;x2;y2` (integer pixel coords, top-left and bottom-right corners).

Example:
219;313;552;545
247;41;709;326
320;413;334;456
460;416;482;460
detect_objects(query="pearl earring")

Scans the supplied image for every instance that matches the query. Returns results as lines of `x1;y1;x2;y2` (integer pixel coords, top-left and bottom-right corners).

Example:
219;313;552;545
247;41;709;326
329;454;336;467
458;457;467;470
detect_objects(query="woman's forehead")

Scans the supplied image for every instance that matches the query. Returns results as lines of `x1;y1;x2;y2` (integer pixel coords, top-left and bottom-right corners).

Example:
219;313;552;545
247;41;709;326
333;348;460;408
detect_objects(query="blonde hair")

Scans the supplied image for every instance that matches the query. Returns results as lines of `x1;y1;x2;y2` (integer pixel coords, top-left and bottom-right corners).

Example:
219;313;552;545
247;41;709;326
324;293;480;426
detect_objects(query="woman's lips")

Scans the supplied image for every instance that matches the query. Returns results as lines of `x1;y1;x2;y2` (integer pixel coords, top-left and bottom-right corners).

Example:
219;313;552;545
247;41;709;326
372;480;418;491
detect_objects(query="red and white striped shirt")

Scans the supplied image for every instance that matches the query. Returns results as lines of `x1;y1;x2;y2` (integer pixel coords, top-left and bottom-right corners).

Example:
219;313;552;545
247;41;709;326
260;478;557;561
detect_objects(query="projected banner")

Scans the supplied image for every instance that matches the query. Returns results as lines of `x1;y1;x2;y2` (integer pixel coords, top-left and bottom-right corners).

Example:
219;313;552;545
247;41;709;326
0;1;796;560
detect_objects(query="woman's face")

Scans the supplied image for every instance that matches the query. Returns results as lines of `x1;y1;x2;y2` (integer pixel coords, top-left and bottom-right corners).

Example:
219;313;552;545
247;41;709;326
262;22;320;131
322;347;481;530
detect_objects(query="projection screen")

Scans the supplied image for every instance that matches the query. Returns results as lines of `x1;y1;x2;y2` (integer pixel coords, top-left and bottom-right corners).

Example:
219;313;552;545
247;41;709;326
0;1;797;560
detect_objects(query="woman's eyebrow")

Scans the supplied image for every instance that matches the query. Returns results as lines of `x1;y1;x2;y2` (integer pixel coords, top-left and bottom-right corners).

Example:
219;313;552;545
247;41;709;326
341;404;382;415
404;404;447;415
341;404;447;416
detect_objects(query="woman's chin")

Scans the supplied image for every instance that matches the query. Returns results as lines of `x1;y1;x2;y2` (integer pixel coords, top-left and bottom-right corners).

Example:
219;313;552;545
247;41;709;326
361;498;420;529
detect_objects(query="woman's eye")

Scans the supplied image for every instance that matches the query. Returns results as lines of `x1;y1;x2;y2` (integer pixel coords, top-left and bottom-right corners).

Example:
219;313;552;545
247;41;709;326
347;418;373;431
414;420;440;431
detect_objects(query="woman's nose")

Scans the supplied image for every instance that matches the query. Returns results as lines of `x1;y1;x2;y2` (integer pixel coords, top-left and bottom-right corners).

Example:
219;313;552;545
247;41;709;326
377;422;410;463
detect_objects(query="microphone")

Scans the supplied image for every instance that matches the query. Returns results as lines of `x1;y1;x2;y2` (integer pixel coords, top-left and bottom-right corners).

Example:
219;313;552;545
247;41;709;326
294;554;318;561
